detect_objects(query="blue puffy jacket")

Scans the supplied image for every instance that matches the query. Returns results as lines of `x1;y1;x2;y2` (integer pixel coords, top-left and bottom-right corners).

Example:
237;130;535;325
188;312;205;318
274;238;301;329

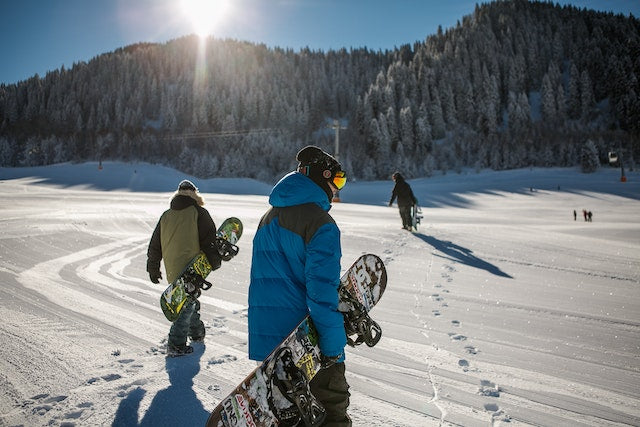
248;171;346;361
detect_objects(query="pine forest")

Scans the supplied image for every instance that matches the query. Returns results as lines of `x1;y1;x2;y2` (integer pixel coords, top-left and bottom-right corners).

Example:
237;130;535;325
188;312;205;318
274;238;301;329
1;0;638;181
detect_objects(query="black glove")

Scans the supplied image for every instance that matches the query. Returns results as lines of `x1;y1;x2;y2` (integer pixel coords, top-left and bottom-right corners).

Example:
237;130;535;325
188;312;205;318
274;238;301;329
149;270;162;284
320;353;342;369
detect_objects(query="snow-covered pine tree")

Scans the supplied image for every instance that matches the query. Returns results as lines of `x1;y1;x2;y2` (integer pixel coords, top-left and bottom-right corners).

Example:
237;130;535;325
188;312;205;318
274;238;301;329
580;139;599;173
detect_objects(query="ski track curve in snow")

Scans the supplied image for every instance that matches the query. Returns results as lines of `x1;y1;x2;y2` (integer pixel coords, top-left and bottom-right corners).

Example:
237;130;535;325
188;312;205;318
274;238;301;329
1;164;639;426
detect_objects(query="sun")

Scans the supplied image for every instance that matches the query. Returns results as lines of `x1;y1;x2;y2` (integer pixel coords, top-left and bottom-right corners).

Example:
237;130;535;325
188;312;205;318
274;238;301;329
180;0;229;38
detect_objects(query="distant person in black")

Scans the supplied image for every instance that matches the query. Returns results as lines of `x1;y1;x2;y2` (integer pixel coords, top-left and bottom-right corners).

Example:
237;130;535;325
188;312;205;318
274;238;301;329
388;171;418;230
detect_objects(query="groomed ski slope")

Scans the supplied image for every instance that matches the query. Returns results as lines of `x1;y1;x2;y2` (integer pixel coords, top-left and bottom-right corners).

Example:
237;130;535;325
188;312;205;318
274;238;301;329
0;162;638;426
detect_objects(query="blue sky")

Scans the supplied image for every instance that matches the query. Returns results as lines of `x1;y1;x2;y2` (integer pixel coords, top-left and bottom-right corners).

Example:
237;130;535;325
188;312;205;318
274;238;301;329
1;0;638;85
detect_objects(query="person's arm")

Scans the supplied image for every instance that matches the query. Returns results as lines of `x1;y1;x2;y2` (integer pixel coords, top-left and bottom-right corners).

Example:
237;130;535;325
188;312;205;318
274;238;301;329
409;184;418;205
389;184;398;206
305;222;346;360
146;220;163;283
197;207;222;271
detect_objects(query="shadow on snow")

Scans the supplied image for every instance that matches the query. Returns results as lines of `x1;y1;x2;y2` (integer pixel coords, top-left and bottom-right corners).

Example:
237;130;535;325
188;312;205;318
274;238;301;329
112;344;209;427
412;232;513;279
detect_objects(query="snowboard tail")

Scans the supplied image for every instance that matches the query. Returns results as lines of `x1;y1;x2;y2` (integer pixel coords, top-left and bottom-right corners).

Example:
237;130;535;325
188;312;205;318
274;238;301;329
207;253;386;427
338;254;386;347
160;217;243;322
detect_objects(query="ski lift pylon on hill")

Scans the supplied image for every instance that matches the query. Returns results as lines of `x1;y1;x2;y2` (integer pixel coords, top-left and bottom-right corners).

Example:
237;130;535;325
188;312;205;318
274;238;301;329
608;148;626;182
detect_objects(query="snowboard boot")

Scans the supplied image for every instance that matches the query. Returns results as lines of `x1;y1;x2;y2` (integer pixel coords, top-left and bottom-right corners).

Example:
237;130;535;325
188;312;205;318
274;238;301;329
167;344;194;357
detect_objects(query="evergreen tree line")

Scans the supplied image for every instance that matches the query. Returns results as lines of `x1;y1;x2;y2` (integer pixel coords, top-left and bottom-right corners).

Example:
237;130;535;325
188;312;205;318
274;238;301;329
1;0;638;181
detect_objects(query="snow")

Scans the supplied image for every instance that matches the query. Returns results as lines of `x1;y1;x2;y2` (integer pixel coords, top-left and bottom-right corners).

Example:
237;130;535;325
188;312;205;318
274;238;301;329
0;161;639;426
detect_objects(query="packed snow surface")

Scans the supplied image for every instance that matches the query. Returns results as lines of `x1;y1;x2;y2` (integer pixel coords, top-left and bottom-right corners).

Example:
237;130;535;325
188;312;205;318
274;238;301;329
0;162;638;426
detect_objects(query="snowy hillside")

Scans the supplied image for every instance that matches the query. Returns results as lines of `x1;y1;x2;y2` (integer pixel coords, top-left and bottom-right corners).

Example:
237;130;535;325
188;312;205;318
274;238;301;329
0;162;638;426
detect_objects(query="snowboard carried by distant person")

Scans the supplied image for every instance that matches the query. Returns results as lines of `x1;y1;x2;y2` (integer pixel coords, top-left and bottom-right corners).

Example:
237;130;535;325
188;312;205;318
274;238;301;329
411;204;423;231
206;253;387;427
160;217;242;322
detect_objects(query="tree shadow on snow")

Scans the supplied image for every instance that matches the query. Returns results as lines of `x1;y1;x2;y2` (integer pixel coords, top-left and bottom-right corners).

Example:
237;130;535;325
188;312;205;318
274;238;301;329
112;344;209;426
413;233;513;279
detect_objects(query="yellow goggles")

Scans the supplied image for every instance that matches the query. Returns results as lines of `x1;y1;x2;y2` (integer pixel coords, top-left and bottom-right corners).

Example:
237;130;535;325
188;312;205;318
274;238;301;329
332;171;347;190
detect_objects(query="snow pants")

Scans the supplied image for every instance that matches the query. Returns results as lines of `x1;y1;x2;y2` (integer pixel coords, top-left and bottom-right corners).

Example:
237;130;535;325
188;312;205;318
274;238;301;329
168;298;205;347
398;205;412;229
309;362;351;426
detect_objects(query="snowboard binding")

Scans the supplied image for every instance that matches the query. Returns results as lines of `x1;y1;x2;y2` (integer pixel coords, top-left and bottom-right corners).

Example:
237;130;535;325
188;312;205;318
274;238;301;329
215;236;239;261
180;237;237;298
182;272;212;298
265;347;326;427
340;290;382;347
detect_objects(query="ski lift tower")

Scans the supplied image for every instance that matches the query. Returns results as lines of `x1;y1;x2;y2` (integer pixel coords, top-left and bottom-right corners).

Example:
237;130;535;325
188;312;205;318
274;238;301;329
609;142;626;182
329;119;346;201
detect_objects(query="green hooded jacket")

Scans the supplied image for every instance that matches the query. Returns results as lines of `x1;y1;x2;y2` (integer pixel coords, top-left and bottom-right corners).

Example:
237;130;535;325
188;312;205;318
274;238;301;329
147;192;221;283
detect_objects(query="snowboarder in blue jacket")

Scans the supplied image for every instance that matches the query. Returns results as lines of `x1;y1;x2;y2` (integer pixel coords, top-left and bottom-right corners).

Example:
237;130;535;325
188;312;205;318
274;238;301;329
249;145;351;426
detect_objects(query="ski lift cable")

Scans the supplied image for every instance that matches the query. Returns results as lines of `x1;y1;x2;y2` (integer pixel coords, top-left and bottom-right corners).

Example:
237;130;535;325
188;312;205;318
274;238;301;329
162;128;280;140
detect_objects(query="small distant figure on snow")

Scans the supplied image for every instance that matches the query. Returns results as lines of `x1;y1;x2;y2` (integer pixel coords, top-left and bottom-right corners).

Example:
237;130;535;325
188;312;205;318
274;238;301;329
573;210;577;221
587;211;593;222
388;171;418;230
583;209;588;221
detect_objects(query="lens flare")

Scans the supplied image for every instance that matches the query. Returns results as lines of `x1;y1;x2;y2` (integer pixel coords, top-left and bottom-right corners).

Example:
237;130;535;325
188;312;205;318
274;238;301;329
180;0;229;38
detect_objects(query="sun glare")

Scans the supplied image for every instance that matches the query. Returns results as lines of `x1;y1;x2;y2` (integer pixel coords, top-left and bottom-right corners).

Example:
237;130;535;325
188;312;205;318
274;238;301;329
180;0;229;38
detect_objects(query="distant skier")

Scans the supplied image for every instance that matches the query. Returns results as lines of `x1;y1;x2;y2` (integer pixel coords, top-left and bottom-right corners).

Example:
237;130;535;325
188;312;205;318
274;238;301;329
573;210;577;221
146;180;224;357
388;171;418;230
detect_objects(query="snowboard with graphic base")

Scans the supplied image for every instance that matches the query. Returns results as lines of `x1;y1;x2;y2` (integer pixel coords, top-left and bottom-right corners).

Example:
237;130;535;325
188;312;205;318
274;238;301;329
411;204;423;231
206;253;387;427
160;217;243;322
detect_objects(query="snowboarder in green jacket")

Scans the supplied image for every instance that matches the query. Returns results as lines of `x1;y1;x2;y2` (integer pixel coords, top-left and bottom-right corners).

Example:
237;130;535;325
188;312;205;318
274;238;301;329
147;180;223;357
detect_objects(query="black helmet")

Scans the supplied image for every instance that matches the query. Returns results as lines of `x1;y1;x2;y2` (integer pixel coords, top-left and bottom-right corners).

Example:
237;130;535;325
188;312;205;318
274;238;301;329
296;145;344;201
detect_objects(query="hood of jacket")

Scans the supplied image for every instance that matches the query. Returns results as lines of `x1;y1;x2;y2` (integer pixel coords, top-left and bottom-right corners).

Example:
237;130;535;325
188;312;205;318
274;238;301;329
269;171;331;211
170;193;201;210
